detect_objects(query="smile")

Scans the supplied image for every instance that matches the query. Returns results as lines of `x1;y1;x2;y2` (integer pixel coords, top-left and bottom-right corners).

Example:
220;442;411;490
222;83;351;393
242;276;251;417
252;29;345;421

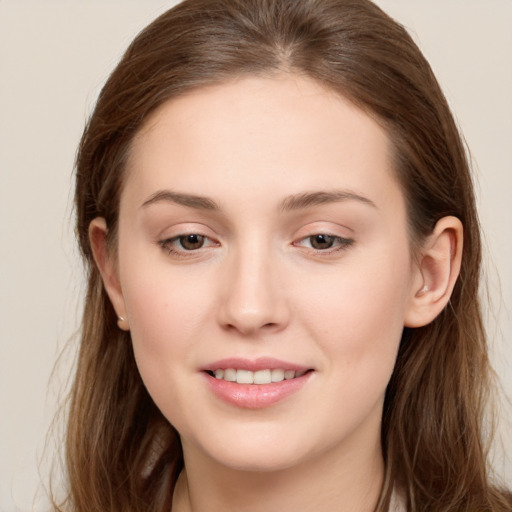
208;368;307;384
202;359;314;408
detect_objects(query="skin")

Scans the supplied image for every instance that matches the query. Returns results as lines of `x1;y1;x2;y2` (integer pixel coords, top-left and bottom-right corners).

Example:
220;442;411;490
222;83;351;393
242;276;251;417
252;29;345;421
90;74;463;512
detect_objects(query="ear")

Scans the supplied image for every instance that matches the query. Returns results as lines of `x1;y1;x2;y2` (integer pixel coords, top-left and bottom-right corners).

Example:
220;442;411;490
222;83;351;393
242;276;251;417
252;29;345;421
404;216;463;328
89;217;130;331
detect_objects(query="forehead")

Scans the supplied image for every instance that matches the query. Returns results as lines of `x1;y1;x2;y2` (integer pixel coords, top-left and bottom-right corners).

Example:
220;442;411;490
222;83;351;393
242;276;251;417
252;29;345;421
123;74;401;213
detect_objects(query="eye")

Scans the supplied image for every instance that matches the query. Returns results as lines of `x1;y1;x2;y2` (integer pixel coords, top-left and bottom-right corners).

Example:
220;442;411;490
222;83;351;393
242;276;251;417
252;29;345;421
177;233;206;250
158;233;217;256
309;234;336;250
295;233;353;253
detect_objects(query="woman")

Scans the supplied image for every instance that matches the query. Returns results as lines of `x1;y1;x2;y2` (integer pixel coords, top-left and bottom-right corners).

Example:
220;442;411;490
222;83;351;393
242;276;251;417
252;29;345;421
59;0;511;510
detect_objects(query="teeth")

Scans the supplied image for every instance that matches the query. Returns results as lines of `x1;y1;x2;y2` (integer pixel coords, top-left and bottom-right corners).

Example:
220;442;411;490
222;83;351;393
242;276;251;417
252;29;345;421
254;369;271;384
224;368;237;382
284;370;295;380
236;369;254;384
271;368;284;382
212;368;307;384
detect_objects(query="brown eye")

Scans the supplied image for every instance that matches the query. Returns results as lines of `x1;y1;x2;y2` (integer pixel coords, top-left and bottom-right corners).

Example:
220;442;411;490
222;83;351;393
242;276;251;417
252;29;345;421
179;234;205;250
309;234;335;250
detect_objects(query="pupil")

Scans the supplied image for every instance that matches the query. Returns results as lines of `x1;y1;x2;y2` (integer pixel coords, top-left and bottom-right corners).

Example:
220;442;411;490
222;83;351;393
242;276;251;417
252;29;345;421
180;234;204;250
311;234;334;249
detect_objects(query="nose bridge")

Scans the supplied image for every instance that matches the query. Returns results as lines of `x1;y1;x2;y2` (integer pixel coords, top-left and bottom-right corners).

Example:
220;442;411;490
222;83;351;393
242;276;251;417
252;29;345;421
218;237;288;335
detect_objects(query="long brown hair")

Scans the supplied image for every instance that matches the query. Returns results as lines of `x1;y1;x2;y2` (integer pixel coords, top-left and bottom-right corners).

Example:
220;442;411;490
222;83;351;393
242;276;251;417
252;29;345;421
59;0;511;510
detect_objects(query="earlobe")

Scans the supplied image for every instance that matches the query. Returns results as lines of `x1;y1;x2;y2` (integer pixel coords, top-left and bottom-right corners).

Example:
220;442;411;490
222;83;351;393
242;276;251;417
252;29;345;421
89;217;130;331
404;216;463;328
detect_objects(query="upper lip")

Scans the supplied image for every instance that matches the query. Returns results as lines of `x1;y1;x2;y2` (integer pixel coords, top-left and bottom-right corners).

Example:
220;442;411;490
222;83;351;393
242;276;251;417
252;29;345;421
200;357;311;372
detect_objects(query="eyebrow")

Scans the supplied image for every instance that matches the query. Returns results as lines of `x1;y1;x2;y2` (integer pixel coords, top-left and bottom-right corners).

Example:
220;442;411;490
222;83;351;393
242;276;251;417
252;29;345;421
141;190;220;210
140;189;377;211
280;190;377;211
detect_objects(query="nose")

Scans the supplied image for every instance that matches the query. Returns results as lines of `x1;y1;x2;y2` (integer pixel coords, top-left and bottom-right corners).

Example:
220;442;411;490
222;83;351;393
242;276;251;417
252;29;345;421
217;244;290;336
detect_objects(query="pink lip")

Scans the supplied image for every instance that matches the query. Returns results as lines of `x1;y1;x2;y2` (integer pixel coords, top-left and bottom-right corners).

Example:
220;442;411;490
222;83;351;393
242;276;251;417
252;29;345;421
201;357;310;372
201;357;313;409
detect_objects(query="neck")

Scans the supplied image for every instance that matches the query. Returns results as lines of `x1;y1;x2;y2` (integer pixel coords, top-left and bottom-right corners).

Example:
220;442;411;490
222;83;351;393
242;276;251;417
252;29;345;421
172;430;384;512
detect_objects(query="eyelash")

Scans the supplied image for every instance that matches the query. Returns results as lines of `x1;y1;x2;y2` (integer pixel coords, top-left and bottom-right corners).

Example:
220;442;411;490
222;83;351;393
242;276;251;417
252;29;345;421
293;234;354;254
159;233;218;258
158;232;354;258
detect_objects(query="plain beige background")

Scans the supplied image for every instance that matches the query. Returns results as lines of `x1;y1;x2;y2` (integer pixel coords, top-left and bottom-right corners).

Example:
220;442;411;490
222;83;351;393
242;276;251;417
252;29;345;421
1;1;511;510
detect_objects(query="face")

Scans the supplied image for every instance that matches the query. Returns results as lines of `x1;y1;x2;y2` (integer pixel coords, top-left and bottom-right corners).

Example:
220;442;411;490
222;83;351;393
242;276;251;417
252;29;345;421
108;75;421;472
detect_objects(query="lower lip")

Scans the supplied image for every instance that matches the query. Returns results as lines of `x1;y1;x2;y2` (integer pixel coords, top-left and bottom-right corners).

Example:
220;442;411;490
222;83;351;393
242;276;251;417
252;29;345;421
204;372;312;409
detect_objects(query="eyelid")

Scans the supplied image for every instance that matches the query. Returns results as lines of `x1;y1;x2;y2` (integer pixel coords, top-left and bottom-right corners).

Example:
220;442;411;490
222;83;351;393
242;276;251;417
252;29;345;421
292;220;353;239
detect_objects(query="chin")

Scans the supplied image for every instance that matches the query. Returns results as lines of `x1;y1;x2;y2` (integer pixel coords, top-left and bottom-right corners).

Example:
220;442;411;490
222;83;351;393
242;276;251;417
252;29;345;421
182;424;314;473
207;446;307;473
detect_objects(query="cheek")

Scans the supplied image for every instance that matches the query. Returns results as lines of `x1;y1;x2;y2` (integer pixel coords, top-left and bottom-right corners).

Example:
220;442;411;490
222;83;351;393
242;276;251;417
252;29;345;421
299;246;412;371
120;269;215;432
121;241;212;331
118;252;215;385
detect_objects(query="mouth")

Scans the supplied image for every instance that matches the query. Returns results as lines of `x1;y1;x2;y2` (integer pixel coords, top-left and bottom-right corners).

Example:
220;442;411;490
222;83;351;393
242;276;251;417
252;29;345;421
205;368;312;385
201;358;314;408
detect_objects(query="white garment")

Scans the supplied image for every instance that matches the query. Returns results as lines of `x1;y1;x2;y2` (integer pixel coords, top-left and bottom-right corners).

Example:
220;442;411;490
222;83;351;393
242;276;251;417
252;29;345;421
389;489;406;512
